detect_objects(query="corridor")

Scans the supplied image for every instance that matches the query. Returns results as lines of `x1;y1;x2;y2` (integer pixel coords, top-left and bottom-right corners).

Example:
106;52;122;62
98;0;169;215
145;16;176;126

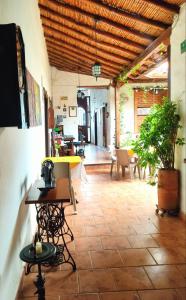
17;147;186;299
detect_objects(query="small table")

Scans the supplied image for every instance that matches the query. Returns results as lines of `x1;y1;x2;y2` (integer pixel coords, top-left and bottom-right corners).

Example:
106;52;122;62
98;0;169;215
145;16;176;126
26;180;76;271
20;242;56;300
63;135;75;155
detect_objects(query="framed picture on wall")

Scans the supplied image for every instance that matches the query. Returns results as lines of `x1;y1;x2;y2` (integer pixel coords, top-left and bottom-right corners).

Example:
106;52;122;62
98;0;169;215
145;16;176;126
137;107;151;116
69;106;77;117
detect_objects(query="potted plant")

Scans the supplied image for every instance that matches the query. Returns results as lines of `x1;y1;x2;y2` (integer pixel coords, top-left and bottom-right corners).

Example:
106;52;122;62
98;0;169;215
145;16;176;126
132;97;185;215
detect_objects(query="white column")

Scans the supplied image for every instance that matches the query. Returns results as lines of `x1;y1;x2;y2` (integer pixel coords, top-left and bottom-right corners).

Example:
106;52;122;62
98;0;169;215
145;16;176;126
171;3;186;215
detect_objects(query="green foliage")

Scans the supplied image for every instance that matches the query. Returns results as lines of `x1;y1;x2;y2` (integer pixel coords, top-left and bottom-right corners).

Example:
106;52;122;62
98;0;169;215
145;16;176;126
117;64;141;83
120;132;133;147
132;97;185;171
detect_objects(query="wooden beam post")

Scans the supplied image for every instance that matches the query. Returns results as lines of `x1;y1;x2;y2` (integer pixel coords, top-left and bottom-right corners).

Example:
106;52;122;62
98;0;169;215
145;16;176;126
115;85;121;148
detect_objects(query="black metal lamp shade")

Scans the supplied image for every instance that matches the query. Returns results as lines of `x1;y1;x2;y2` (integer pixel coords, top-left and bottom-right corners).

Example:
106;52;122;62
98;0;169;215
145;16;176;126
92;62;101;80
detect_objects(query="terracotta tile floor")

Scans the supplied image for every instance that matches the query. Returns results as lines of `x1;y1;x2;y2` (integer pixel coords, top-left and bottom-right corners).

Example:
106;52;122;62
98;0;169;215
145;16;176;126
17;169;186;300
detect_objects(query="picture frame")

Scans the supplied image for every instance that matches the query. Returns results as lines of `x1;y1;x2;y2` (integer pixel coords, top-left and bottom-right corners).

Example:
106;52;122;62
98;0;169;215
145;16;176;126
137;107;151;116
69;106;77;117
56;115;63;125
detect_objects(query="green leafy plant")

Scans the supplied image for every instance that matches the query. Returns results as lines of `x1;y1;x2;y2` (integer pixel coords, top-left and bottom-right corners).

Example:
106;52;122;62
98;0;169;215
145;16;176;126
117;63;141;83
120;132;133;147
132;97;185;183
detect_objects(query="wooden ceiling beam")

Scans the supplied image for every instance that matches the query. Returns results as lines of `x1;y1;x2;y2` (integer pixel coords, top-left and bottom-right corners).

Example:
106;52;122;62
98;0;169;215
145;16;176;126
46;39;122;70
49;62;94;76
39;4;145;52
49;58;112;78
128;78;168;83
43;24;131;64
141;0;180;14
48;58;117;79
46;40;122;71
87;0;168;29
44;33;126;67
48;51;117;76
43;0;154;42
118;26;171;81
47;46;120;73
47;47;120;74
41;16;136;60
137;57;168;78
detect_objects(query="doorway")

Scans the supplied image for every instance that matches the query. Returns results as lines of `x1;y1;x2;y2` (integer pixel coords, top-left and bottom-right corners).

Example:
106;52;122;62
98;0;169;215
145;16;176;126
77;92;91;143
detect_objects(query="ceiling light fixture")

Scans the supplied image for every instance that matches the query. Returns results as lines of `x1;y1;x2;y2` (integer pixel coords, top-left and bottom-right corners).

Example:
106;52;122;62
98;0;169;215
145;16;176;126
92;18;101;80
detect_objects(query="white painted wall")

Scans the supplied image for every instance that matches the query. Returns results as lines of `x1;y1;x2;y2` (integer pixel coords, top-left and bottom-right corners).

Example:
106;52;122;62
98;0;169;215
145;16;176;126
0;1;51;299
51;68;115;146
119;84;135;134
171;3;186;215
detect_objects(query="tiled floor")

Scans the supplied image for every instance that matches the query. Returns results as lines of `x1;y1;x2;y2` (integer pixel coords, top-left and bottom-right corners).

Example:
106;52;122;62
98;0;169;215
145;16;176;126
17;161;186;299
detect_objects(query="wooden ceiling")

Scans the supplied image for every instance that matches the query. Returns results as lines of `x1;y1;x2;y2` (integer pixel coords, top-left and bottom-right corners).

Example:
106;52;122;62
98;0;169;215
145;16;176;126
38;0;185;82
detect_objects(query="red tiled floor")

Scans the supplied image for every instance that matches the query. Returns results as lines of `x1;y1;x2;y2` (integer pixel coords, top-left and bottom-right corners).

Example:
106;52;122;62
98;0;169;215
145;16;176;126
148;247;186;264
127;234;159;248
45;270;79;296
110;267;153;290
144;265;186;288
176;288;186;299
101;235;131;249
176;264;186;278
17;158;186;300
100;291;140;299
61;294;99;300
90;250;123;268
78;269;117;293
119;248;156;266
138;289;179;300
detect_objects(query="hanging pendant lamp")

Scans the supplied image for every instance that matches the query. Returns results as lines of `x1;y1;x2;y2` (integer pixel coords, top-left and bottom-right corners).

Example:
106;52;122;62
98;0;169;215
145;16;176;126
92;18;101;80
92;62;101;80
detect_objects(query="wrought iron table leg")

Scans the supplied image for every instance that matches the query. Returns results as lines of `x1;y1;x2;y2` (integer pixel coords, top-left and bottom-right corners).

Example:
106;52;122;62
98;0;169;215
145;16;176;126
35;203;76;271
34;263;45;300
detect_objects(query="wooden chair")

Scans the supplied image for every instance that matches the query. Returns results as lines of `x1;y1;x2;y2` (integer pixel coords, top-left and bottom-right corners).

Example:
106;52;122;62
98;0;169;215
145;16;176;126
114;149;141;179
53;162;77;214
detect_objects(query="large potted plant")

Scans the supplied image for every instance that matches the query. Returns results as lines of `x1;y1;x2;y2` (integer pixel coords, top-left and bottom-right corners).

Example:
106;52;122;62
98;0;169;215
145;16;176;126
132;97;185;215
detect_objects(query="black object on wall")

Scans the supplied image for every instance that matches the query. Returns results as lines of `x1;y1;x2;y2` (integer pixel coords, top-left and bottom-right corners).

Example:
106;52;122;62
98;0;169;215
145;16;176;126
0;23;29;128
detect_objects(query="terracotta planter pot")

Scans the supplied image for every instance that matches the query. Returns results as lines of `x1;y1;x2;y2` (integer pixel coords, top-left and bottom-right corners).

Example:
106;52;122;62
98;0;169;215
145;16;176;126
158;169;180;210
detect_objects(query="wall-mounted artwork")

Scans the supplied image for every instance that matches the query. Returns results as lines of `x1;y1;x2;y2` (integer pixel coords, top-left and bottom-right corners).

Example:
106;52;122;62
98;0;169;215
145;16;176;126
69;106;77;117
137;107;151;116
60;96;68;101
26;69;42;126
56;115;63;125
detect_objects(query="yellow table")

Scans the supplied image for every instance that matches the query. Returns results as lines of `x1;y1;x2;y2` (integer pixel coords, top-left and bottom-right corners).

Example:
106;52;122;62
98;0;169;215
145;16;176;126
43;156;86;181
43;156;81;168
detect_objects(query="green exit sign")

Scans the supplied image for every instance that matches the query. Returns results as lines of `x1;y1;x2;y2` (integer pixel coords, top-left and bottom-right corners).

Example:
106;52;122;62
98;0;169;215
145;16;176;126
181;39;186;54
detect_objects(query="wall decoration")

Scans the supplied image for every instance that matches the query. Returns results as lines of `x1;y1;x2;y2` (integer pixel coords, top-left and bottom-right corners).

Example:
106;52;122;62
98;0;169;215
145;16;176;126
137;107;151;116
60;96;68;101
69;106;77;117
56;115;63;125
26;69;42;126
